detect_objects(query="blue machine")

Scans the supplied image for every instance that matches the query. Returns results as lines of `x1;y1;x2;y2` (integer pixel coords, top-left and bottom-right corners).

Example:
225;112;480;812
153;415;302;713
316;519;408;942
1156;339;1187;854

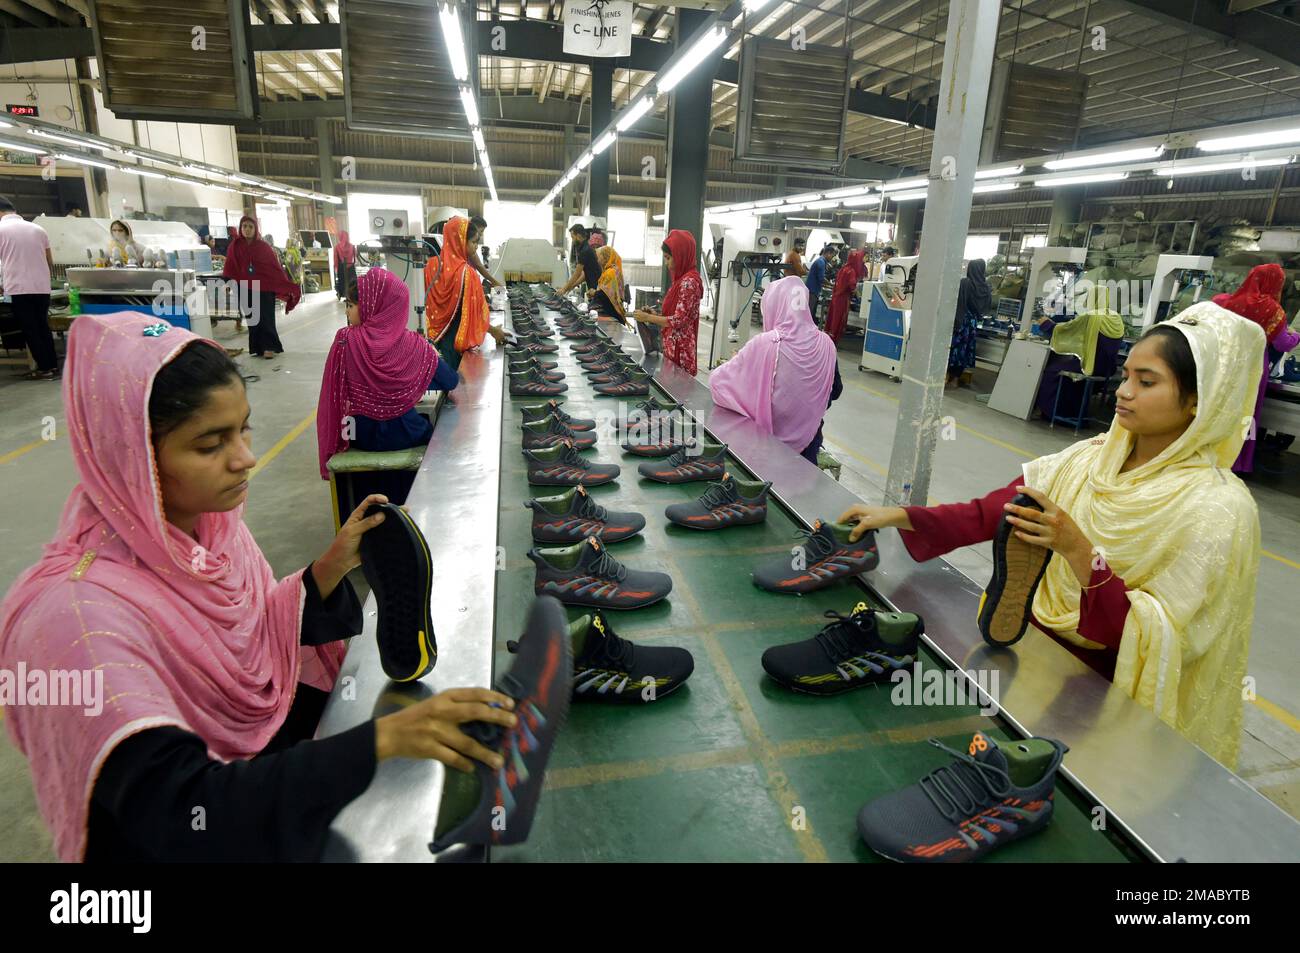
859;284;910;379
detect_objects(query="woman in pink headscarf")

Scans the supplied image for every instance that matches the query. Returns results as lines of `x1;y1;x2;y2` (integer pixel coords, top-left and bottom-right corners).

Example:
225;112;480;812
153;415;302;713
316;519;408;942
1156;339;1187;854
711;275;842;463
333;229;357;300
825;248;867;345
317;267;458;481
0;311;516;861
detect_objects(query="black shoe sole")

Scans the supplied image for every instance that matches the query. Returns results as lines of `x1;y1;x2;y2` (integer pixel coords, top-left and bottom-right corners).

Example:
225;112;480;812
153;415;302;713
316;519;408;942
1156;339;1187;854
979;494;1051;647
359;503;436;682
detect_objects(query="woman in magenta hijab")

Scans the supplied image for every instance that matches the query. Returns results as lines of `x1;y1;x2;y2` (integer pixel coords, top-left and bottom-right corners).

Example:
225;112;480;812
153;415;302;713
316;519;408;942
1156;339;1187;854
316;267;459;481
0;311;515;861
825;248;867;345
711;275;842;463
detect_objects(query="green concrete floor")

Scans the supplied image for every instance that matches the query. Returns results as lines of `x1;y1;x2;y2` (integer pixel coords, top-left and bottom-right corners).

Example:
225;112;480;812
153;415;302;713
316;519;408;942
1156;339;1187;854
490;318;1136;862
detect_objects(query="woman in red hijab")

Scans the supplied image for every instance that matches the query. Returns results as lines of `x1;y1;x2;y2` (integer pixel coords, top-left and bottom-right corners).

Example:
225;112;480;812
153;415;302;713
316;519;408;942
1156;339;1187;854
633;229;702;375
333;230;357;301
222;215;301;359
825;248;867;345
1212;263;1300;472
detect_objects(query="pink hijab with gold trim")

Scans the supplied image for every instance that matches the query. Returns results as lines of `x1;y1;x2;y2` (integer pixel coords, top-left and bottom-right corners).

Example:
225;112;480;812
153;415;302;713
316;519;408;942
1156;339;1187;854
0;312;344;861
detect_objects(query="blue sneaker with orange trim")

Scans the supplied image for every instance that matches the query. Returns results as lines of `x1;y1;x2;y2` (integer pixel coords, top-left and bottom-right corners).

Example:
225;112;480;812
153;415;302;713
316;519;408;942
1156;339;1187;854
857;732;1068;863
429;595;572;852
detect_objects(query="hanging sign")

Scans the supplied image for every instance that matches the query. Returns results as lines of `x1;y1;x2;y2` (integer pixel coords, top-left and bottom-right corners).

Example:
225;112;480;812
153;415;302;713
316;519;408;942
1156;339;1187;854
563;1;633;58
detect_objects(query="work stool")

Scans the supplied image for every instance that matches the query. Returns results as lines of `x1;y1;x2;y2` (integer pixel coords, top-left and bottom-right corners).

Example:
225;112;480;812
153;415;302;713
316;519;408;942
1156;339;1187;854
1049;371;1109;434
327;447;425;531
816;449;843;481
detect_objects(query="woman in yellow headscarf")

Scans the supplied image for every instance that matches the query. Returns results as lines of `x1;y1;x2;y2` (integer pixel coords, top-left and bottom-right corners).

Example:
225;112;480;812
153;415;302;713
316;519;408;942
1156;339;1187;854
1033;281;1127;420
587;245;628;323
839;301;1264;767
424;215;505;369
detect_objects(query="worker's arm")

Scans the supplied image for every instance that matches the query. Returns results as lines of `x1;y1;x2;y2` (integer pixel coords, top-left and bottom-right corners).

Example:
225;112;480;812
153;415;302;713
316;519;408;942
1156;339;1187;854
467;247;501;289
557;266;584;295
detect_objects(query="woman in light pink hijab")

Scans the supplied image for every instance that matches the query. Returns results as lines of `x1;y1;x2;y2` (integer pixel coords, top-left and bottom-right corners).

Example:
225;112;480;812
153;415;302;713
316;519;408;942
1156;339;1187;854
711;275;841;463
0;312;514;861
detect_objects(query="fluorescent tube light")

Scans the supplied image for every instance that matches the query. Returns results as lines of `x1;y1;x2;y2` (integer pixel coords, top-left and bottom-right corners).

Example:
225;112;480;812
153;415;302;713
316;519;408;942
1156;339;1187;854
975;164;1023;179
879;177;927;192
440;4;469;83
1043;145;1162;170
972;181;1020;193
616;97;654;132
593;130;617;154
1153;156;1291;176
887;189;928;201
56;152;115;170
1197;126;1300;152
658;25;728;94
459;87;479;127
822;184;873;199
1033;171;1129;187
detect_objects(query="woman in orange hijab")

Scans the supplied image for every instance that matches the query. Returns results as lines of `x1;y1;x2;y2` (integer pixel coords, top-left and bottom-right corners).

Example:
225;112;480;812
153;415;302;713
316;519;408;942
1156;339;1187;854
424;215;505;369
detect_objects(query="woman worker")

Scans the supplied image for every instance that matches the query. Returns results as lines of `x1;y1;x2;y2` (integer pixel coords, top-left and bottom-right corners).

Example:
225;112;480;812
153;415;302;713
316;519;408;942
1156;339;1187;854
0;311;518;861
424;215;506;371
1211;263;1300;473
948;258;993;387
711;275;841;464
221;215;300;359
588;245;629;323
107;220;147;265
333;230;357;301
317;268;459;480
838;302;1264;768
825;248;867;345
632;229;703;376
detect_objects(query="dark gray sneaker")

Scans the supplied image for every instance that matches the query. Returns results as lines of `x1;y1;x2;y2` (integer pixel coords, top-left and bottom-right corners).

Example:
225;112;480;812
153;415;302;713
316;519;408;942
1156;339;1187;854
665;473;770;530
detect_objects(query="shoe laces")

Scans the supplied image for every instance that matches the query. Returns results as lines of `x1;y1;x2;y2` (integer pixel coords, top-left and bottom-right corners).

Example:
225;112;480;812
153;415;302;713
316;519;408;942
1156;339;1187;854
590;617;633;667
589;546;628;582
918;739;1013;824
813;608;870;663
793;525;835;562
575;491;608;521
559;443;589;468
698;479;737;509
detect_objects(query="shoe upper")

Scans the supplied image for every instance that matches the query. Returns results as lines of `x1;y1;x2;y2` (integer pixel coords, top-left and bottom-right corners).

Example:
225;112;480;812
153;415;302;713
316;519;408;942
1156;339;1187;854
761;602;918;691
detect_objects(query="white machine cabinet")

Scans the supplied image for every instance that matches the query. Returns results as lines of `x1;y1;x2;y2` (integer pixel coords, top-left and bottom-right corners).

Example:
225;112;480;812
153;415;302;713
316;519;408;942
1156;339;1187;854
988;338;1052;420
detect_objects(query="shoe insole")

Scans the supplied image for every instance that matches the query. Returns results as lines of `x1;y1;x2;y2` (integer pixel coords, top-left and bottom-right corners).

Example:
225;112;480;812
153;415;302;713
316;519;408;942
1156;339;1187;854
360;504;436;682
981;519;1051;647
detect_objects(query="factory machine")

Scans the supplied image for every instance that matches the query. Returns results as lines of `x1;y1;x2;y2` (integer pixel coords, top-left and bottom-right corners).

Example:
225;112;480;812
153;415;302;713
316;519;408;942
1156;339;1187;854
1023;245;1088;333
357;208;431;332
496;238;566;286
707;224;791;367
858;255;918;379
1138;255;1215;333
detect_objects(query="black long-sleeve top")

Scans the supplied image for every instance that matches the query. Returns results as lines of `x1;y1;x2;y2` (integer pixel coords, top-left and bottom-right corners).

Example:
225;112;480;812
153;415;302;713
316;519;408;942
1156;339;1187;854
84;566;374;862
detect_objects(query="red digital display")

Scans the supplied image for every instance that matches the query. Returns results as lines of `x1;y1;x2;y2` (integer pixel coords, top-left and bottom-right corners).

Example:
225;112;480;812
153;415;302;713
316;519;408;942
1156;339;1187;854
7;105;38;117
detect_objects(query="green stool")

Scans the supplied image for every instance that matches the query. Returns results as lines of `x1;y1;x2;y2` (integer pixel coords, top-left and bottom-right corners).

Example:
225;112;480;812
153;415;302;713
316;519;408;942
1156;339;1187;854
326;447;426;531
816;450;842;481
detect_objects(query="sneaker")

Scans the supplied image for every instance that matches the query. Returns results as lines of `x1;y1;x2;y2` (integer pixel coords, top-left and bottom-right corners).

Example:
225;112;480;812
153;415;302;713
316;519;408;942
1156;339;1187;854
665;473;770;529
576;344;617;364
637;441;728;483
429;595;572;852
591;364;643;387
506;334;559;355
520;400;595;431
583;354;633;375
358;502;436;682
856;732;1068;863
752;520;879;593
978;494;1051;648
526;485;645;544
522;416;598;450
509;366;568;397
593;368;651;397
509;359;565;383
761;601;922;695
528;535;673;610
522;440;620;486
559;323;598;340
509;610;693;705
572;339;613;355
508;355;559;371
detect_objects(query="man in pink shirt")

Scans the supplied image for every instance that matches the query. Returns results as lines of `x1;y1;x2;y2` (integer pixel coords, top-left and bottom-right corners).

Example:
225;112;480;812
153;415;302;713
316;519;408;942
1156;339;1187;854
0;196;57;380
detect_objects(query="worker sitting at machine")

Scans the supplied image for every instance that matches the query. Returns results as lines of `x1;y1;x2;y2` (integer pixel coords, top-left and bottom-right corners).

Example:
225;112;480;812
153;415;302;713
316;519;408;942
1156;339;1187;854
1032;282;1125;419
839;303;1263;769
318;267;458;469
107;220;147;266
424;215;505;372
